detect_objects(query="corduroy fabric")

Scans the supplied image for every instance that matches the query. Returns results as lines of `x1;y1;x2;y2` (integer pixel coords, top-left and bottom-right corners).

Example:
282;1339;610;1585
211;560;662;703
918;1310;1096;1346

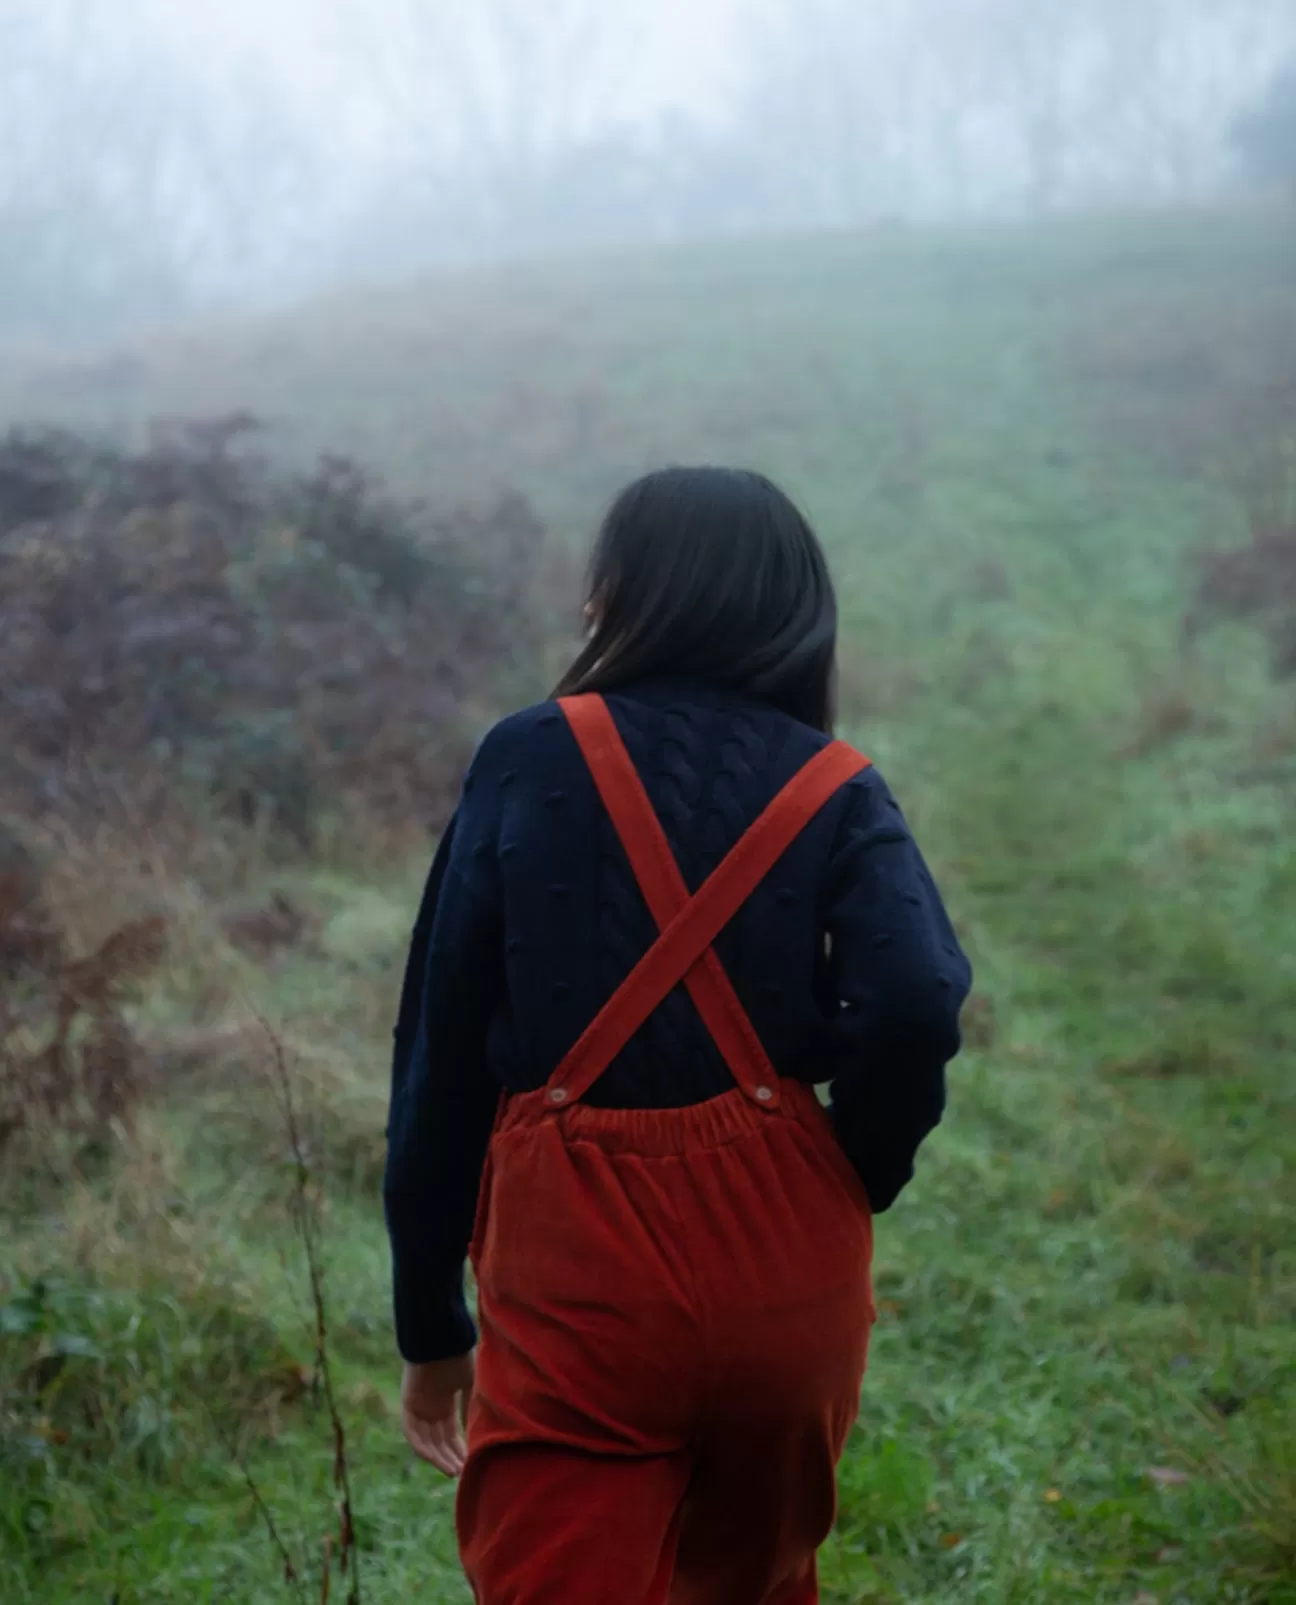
458;1081;874;1605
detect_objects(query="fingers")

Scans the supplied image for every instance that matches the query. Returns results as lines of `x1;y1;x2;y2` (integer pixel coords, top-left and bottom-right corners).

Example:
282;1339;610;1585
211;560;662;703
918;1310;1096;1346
403;1402;469;1477
399;1357;474;1475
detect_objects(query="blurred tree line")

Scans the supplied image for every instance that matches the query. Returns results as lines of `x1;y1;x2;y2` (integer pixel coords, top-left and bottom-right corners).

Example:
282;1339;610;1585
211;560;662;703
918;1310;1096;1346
0;2;325;340
1237;63;1296;195
1;0;1294;343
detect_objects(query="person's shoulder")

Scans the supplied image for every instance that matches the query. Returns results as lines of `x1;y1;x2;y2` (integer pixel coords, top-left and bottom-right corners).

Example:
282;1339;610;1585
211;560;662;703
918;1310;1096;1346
466;699;572;780
828;745;908;849
777;718;895;832
770;710;878;784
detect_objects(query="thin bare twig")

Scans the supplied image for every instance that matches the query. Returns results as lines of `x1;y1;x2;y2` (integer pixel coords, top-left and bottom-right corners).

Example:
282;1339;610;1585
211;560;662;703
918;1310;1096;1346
199;1392;306;1603
237;1443;309;1603
257;1013;362;1605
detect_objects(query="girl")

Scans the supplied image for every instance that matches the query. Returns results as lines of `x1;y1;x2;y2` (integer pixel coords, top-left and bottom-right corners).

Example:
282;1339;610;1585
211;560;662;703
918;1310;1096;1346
385;467;970;1604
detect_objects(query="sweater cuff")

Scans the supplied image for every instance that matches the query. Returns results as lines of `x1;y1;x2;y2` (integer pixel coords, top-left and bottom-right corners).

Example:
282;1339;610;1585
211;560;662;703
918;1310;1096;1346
827;1101;914;1216
392;1263;478;1364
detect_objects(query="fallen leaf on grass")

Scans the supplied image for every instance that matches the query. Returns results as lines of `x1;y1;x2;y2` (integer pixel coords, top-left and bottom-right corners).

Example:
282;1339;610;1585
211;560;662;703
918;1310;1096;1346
1043;1488;1063;1503
1145;1466;1191;1487
939;1532;963;1549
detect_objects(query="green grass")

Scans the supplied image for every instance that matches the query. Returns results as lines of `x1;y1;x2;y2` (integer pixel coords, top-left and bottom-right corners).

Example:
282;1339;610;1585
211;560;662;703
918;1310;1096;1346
2;208;1295;1602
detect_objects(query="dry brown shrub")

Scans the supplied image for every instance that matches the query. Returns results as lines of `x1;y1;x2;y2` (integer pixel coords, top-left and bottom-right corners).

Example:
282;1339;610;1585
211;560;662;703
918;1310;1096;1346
1186;513;1296;676
1118;670;1226;759
0;869;166;1160
960;994;998;1052
220;892;314;958
0;417;573;844
1063;295;1296;484
1062;276;1296;692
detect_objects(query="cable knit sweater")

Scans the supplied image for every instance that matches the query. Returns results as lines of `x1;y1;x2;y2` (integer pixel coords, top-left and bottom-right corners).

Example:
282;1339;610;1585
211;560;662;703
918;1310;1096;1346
385;679;971;1363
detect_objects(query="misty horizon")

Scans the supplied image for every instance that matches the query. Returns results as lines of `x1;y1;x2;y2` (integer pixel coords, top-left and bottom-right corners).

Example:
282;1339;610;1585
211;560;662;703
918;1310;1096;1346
1;0;1294;343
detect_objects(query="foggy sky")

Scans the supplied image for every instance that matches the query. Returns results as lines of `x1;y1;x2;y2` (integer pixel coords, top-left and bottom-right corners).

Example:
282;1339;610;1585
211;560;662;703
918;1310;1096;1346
137;0;749;130
2;0;1293;341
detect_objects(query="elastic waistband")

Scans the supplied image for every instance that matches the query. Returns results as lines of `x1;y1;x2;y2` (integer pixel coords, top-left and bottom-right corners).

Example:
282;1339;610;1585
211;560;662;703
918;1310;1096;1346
496;1079;828;1157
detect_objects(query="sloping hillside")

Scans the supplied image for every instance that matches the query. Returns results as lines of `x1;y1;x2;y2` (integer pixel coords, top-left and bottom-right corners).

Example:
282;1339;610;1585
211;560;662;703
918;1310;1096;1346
2;211;1293;1604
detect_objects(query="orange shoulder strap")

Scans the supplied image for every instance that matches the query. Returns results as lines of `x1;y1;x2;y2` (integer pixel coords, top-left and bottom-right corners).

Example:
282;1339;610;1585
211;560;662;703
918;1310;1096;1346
549;694;870;1109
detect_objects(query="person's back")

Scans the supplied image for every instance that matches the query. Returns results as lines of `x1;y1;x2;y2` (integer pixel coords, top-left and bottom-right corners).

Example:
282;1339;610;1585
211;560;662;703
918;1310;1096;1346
384;467;971;1604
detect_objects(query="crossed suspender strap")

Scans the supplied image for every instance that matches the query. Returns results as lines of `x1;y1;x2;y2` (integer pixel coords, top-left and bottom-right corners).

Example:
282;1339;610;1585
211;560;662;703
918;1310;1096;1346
547;694;871;1110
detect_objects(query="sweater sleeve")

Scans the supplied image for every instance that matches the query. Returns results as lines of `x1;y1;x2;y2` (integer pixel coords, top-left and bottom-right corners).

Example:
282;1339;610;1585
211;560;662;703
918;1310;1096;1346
821;768;971;1213
384;787;505;1364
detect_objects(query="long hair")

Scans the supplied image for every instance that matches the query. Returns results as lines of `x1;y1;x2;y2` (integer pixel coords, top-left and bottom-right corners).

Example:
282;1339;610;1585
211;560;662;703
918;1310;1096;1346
553;467;838;732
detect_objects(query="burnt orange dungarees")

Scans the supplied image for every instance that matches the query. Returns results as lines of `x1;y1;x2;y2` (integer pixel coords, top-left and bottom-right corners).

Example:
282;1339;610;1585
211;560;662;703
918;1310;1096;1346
457;694;877;1605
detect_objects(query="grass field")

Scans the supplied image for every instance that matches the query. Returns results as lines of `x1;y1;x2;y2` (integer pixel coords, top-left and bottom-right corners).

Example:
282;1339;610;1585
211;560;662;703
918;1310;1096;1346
2;209;1295;1603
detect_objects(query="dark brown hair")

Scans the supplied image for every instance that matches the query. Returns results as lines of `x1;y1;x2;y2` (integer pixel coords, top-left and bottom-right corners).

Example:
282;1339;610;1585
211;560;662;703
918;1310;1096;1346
554;467;837;732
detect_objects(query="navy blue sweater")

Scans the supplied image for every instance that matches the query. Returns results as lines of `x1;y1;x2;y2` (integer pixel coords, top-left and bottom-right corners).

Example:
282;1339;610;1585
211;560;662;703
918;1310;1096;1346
385;680;971;1363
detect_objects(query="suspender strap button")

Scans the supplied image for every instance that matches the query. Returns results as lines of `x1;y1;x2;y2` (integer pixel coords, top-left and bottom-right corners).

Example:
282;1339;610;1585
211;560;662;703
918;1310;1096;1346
755;1086;774;1103
549;1087;569;1105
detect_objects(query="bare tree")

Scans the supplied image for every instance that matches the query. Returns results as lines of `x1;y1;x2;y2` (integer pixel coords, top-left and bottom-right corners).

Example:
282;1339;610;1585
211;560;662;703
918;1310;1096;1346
1082;0;1296;201
329;0;627;183
725;0;972;223
729;0;1296;221
0;0;321;339
319;0;659;264
1237;60;1296;196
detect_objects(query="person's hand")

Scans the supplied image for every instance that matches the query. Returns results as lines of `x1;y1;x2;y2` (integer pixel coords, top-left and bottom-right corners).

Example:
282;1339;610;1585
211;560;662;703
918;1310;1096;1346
401;1353;475;1476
